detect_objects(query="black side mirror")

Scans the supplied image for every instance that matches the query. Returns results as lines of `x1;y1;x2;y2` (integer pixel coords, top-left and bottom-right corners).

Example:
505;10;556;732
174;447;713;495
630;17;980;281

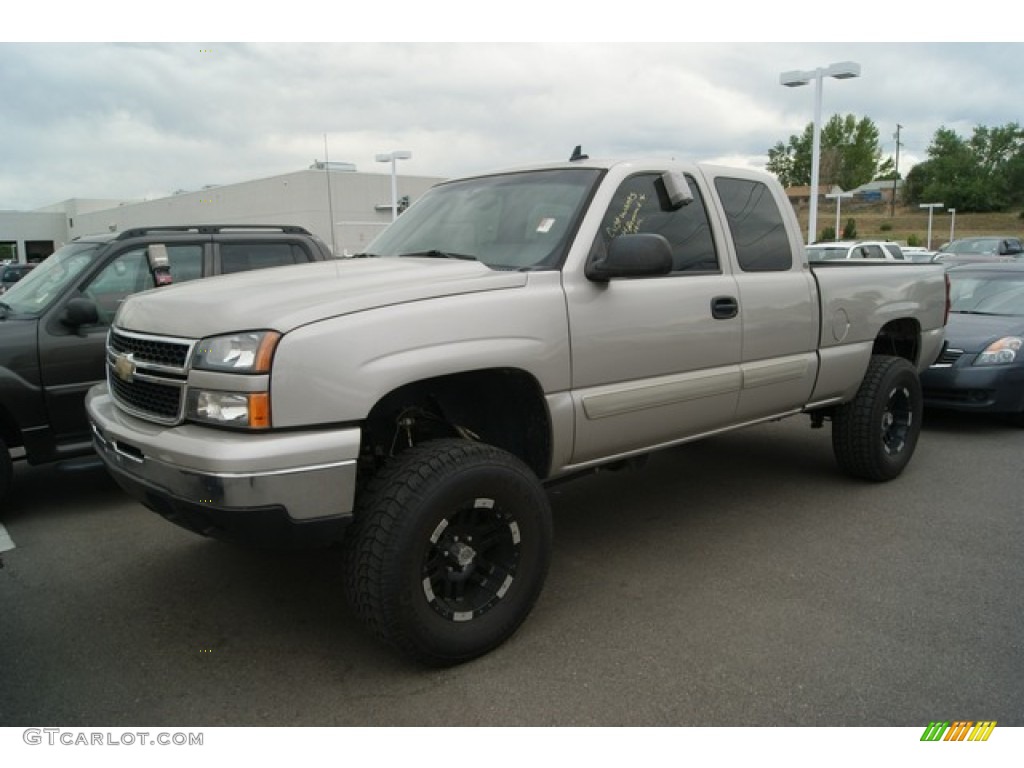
61;297;99;333
586;233;673;282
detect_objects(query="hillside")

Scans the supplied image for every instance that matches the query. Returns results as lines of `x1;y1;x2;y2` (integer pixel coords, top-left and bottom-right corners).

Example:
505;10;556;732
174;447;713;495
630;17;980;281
792;202;1024;247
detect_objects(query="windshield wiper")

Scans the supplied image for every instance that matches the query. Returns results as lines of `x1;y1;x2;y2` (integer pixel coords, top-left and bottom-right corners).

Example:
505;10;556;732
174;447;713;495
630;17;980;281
397;250;478;261
0;302;10;318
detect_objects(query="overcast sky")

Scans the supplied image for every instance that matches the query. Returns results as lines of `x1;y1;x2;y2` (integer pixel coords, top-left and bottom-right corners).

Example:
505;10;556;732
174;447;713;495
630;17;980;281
2;28;1019;210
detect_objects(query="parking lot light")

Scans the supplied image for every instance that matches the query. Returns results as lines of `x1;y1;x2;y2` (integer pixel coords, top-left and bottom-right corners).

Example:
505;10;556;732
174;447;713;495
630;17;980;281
375;150;413;222
780;61;861;245
920;203;944;250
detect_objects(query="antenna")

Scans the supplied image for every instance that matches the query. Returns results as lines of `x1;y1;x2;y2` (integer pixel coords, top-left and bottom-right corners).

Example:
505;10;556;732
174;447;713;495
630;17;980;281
324;134;339;256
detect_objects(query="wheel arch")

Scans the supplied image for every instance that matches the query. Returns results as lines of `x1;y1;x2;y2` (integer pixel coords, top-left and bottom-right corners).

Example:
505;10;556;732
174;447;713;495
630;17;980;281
360;367;552;480
871;318;921;365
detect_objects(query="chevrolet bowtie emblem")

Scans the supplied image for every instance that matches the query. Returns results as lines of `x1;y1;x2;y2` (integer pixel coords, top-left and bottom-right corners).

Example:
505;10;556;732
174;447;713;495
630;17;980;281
113;352;136;383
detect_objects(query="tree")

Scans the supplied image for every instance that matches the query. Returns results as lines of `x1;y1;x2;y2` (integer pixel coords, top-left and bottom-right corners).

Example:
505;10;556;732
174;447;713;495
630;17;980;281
904;123;1024;212
767;114;890;190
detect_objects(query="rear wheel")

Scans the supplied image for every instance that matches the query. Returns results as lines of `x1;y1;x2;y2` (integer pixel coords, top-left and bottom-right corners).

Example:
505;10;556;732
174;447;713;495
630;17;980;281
832;355;923;481
343;439;553;666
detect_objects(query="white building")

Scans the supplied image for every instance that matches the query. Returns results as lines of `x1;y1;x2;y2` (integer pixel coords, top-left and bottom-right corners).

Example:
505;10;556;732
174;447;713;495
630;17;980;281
0;164;446;262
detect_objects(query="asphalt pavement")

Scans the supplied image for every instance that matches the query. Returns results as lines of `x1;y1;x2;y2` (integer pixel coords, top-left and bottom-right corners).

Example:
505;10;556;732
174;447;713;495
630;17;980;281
1;410;1021;727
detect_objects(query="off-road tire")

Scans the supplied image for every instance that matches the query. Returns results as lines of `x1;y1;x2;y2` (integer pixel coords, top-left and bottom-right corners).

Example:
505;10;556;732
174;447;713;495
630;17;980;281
832;355;923;482
343;439;553;666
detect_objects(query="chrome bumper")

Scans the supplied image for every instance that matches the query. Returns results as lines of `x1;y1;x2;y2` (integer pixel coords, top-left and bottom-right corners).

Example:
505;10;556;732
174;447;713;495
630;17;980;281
86;384;360;525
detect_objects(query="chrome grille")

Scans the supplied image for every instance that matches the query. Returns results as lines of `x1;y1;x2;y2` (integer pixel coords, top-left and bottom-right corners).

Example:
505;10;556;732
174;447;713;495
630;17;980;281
107;328;195;424
931;348;964;368
110;329;191;368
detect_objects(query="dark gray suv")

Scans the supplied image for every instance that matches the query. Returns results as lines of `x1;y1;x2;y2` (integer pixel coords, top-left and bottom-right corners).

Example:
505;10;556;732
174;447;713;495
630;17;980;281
0;225;333;506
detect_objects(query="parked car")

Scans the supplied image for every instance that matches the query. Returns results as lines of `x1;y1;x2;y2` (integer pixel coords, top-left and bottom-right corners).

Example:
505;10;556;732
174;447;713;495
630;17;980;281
933;236;1023;266
0;263;35;295
0;224;334;506
921;262;1024;425
806;240;905;262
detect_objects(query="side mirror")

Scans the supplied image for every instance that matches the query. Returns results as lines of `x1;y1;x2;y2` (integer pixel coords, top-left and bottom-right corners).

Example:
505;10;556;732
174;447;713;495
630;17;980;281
60;297;99;332
586;233;673;282
147;244;173;286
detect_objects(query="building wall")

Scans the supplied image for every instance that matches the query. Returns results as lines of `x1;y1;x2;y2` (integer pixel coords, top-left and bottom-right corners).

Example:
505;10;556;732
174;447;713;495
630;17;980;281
68;169;444;256
0;211;67;262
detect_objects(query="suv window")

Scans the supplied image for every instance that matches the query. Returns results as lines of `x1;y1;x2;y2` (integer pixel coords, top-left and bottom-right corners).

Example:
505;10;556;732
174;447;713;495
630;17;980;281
83;245;203;324
593;172;718;273
715;177;792;272
220;243;308;274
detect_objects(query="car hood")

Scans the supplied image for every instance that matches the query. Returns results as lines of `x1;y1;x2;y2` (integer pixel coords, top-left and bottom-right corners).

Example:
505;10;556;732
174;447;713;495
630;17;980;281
114;257;529;337
943;313;1024;352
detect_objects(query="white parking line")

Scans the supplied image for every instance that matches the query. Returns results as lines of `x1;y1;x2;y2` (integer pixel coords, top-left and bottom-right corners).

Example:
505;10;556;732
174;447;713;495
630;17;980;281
0;523;15;553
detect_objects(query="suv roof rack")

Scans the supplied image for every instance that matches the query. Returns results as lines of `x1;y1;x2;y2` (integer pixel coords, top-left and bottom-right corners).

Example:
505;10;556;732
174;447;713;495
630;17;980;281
115;225;311;239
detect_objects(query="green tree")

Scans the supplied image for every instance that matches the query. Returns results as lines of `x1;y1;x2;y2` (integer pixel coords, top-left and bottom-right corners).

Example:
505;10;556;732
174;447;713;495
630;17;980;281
905;123;1024;212
766;114;889;190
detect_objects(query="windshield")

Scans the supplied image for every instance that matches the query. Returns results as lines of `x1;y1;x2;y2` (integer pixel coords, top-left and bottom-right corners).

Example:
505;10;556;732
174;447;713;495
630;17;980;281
949;273;1024;315
1;242;101;315
941;238;1000;255
364;168;602;270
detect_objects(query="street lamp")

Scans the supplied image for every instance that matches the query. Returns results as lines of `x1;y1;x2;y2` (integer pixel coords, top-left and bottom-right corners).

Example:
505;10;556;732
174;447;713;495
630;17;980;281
920;203;944;250
948;208;957;245
780;61;861;245
825;191;854;241
375;150;412;222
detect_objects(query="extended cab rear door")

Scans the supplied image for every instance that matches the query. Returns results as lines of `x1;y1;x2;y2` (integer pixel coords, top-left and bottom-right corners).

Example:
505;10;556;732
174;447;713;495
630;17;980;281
705;170;820;422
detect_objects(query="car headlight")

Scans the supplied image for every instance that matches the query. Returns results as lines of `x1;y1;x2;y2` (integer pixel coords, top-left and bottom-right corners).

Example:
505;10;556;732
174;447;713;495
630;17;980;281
975;336;1022;366
192;331;281;373
186;390;271;429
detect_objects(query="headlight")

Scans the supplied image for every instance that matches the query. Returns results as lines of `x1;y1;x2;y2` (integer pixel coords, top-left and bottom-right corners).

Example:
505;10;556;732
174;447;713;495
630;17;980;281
186;390;271;429
975;336;1021;366
193;331;281;373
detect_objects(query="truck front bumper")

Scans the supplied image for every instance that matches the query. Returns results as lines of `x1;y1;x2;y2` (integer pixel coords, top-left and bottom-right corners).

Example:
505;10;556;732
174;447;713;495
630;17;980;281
86;385;360;548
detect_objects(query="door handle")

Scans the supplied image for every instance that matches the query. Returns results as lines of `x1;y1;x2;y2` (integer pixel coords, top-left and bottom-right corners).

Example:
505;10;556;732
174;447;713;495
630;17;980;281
711;296;738;319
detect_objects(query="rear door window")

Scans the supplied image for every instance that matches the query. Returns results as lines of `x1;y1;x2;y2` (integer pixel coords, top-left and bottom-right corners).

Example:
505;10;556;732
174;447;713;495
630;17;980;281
219;243;309;274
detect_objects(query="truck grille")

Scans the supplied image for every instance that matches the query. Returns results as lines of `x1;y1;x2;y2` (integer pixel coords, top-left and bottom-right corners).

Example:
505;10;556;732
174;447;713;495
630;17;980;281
107;328;195;425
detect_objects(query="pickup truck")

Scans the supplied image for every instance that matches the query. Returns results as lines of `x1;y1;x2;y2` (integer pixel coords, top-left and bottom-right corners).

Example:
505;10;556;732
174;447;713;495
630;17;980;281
85;159;948;666
0;225;333;505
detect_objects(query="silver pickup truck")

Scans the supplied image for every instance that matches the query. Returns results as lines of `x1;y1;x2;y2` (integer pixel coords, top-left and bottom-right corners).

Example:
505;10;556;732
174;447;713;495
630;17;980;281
86;158;948;665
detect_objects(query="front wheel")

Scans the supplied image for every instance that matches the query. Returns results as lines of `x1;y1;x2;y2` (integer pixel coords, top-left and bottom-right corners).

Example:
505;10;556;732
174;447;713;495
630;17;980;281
832;355;923;482
343;439;553;666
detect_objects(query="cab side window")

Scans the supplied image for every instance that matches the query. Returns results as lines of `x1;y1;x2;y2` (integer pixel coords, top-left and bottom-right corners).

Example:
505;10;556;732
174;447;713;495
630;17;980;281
715;177;792;272
220;243;307;274
82;249;155;324
82;245;203;324
592;173;719;273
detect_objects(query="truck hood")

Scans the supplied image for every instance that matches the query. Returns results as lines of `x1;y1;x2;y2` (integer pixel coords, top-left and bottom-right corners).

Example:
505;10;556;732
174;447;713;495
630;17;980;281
114;257;529;337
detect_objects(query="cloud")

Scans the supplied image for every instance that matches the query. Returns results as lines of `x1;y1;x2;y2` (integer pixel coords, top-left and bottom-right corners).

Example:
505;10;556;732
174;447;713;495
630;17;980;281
0;42;1020;210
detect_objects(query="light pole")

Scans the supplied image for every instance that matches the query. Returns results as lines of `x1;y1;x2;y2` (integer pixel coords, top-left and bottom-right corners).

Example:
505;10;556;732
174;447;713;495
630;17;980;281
948;208;957;245
920;203;944;250
780;61;861;245
825;191;853;241
375;150;412;221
